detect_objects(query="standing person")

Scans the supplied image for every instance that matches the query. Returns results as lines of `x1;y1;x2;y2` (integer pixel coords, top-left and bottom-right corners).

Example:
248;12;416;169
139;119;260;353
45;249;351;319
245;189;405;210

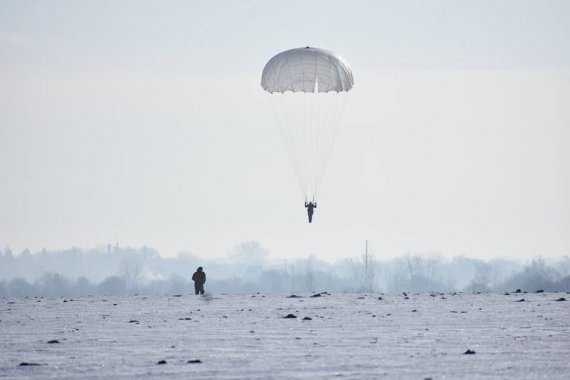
192;267;206;295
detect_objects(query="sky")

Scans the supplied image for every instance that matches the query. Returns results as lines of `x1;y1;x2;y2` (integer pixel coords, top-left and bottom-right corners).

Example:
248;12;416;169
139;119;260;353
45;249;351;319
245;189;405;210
1;0;569;262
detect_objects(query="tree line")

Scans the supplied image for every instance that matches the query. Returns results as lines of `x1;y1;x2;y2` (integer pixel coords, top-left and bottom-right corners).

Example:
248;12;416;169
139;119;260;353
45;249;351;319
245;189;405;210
1;242;569;297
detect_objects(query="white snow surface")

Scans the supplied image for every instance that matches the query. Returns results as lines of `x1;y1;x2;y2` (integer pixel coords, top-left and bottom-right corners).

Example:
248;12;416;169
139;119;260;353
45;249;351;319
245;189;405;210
1;292;569;379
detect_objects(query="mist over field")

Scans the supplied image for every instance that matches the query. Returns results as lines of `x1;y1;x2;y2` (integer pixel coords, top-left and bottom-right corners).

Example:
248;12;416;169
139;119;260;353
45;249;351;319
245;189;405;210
1;244;569;297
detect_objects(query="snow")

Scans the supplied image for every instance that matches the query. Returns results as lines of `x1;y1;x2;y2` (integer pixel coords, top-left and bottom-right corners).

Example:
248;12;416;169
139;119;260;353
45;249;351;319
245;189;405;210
1;293;569;379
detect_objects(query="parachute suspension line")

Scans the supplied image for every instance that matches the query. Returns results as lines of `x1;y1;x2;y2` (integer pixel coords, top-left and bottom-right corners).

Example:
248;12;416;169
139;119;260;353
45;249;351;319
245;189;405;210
284;55;308;197
270;91;348;203
292;68;307;196
270;94;306;198
302;90;310;199
313;92;348;200
306;82;318;201
310;84;321;201
311;92;323;201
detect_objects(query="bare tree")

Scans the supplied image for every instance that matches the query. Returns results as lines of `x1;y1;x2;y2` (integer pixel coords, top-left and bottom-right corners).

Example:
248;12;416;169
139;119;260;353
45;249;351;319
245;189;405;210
8;278;35;297
121;257;143;294
467;262;492;293
37;272;70;296
303;256;316;293
389;253;444;292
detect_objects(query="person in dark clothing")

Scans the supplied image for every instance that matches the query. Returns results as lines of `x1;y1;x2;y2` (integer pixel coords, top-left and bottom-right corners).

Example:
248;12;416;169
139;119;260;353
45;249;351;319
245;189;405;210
305;201;317;223
192;267;206;295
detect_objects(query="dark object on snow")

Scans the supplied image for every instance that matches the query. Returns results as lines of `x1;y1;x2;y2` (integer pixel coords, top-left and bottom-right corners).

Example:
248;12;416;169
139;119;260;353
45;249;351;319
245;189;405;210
411;309;417;312
47;340;60;344
516;299;525;302
504;292;510;295
284;314;297;319
172;295;182;297
19;362;44;366
178;317;192;321
404;296;410;300
535;289;544;293
192;267;206;295
287;294;302;298
129;320;139;323
402;292;407;297
555;297;566;302
157;360;167;365
463;349;476;355
311;293;322;298
302;317;312;320
187;359;202;364
515;289;522;293
378;297;383;300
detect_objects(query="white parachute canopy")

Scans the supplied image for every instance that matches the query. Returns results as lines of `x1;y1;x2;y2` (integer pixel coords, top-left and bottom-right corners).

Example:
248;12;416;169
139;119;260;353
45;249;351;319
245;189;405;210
261;47;353;201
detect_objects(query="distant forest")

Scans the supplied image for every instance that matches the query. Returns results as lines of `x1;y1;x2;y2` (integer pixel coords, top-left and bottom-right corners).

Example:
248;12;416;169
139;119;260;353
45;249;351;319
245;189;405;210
1;242;569;297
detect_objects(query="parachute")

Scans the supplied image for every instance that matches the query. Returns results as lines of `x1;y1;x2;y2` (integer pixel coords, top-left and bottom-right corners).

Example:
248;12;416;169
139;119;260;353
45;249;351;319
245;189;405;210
261;47;354;202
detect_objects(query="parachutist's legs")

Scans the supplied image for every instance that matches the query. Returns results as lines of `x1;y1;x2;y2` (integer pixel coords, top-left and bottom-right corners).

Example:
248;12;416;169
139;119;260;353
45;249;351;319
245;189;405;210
308;213;313;223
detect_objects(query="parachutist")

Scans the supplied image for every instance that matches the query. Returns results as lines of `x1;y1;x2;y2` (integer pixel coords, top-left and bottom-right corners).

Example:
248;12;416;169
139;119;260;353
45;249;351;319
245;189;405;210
262;47;352;205
305;201;317;223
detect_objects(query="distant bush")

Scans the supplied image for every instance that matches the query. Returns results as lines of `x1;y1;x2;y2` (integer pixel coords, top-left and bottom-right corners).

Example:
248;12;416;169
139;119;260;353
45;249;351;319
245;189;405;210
0;280;7;297
8;278;36;297
37;272;71;297
497;257;568;292
97;276;127;296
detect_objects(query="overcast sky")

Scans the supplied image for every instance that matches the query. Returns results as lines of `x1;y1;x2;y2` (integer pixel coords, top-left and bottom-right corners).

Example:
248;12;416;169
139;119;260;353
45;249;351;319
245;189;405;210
1;0;569;262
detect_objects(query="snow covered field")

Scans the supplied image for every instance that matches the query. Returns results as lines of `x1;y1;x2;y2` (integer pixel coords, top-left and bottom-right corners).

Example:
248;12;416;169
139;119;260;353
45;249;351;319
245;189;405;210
1;292;568;379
